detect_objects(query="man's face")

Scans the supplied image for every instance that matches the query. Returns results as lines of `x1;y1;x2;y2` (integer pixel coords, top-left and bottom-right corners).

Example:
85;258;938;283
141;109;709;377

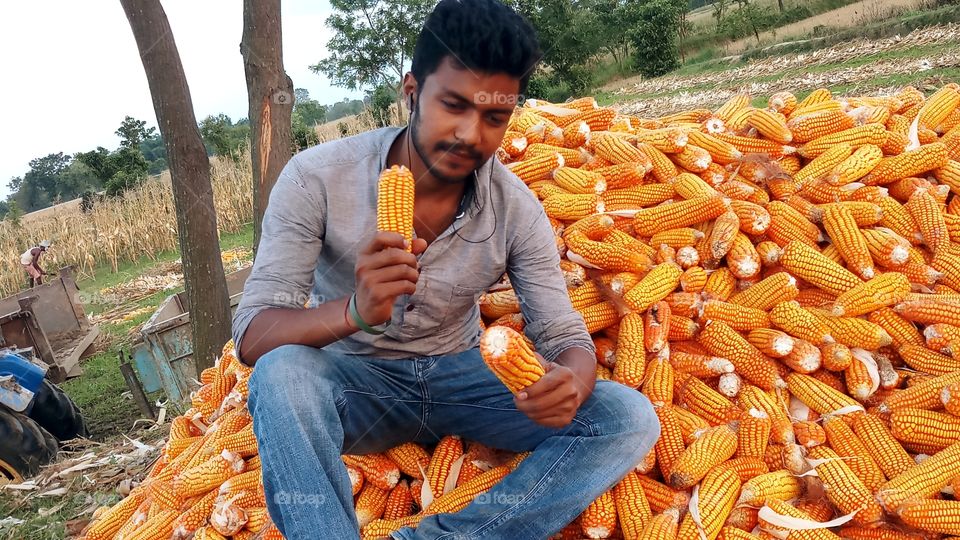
409;57;520;184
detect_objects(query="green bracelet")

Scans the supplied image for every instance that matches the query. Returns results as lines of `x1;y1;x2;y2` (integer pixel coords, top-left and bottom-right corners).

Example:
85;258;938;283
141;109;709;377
348;293;389;335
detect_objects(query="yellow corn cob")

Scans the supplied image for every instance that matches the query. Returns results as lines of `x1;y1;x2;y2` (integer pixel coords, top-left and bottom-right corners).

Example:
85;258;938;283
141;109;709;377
613;312;645;389
376;165;416;251
579;301;620;333
653;406;686;480
381;480;413;521
635;127;688;153
788;108;855;143
671;144;713;172
670;350;732;378
786;372;862;416
580;490;617;539
861;227;911;267
830;272;910;317
897;499;960;536
821;203;875;279
729;271;799;310
794;419;827;448
478;289;521;320
798;123;887;159
782;338;823;374
667;424;738;489
895;299;960;327
552;167;606;194
480;326;544;394
699;319;782;390
735;469;802;507
384;443;431;480
769;301;833;344
767;201;821;247
632;196;728;237
899;343;960;375
422;465;510;516
676;466;741;540
878;441;960;512
679;266;709;293
637;142;680;182
906;189;950;259
923;322;960;353
674;171;718;199
612;471;652;539
342;454;401;491
821;415;886;490
736;408;772;459
686;131;743;164
714;132;793;157
746;328;794;358
623;262;683;312
173;449;245;499
891;408;960;450
592;133;652;168
878;196;923;243
674;373;742;426
650;228;704;249
761;499;842;540
541;192;603;221
602;183;675;211
827;144;883;185
748;108;792;143
125;509;179;540
806;445;883;527
865;142;949;185
919;85;960;132
564;230;651;273
639;507;680;539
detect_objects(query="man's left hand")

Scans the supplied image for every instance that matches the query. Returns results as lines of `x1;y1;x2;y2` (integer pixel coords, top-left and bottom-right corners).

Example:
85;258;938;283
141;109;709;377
514;353;591;429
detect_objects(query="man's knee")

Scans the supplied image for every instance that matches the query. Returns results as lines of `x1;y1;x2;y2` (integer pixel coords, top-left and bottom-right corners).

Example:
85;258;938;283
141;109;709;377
588;382;660;448
248;344;339;407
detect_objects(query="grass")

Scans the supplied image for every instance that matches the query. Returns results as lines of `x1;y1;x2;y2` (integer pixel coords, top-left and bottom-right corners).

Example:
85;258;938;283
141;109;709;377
59;222;254;441
0;488;121;540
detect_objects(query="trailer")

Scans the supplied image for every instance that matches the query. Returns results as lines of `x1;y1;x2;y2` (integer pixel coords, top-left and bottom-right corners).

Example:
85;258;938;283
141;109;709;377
131;267;251;404
0;266;100;383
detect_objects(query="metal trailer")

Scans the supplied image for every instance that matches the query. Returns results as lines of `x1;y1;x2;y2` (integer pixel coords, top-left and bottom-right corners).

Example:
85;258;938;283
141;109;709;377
0;266;100;383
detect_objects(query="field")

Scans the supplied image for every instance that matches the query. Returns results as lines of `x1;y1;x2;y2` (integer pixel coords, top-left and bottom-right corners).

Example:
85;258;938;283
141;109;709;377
6;7;960;539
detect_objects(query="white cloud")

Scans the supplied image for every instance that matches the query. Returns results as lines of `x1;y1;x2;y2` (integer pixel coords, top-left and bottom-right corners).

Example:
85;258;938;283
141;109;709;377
0;1;363;201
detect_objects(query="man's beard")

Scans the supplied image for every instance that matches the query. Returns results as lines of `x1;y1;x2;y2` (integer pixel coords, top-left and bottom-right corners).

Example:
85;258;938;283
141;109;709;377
410;107;482;184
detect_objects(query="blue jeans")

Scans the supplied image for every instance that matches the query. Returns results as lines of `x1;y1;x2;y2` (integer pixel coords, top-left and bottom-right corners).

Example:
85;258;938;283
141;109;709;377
246;344;659;540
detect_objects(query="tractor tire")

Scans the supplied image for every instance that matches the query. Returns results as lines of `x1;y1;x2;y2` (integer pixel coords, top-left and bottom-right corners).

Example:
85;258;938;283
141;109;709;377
28;379;89;442
0;407;58;482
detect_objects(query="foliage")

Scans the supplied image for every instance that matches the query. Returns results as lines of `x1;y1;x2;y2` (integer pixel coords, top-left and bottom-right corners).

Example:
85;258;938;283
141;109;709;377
199;114;250;161
629;0;687;78
293;88;328;127
311;0;434;91
366;81;399;128
115;115;156;150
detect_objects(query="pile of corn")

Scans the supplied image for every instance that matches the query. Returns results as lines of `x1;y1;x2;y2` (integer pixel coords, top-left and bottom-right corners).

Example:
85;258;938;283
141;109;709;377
83;84;960;540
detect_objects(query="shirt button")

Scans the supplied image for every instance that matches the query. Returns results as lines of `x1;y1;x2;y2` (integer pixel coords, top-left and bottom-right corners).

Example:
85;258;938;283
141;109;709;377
405;304;415;312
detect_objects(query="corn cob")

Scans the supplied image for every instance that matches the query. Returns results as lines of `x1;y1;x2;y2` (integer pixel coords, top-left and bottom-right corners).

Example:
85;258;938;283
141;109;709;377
632;196;728;237
821;203;875;279
480;326;544;394
891;408;960;450
676;466;740;540
674;373;742;426
342;454;401;491
798;123;888;159
865;142;949;185
786;372;862;416
878;441;960;512
377;166;416;251
422;465;510;516
767;201;822;247
623;262;683;312
806;446;883;527
699;320;782;390
580;489;617;539
729;271;799;310
613;471;652;539
667;425;738;489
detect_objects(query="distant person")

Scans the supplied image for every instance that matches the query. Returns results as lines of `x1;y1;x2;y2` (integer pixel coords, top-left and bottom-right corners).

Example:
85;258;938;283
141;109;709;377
20;240;51;287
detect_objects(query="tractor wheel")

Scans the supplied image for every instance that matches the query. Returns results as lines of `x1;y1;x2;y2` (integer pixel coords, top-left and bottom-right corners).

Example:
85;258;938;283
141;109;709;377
0;407;58;481
28;379;88;442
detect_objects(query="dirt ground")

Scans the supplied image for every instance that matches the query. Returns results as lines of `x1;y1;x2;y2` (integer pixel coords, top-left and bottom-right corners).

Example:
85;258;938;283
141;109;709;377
724;0;927;54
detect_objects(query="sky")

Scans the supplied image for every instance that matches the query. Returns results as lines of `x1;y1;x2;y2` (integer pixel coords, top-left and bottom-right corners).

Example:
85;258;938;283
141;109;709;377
0;1;364;200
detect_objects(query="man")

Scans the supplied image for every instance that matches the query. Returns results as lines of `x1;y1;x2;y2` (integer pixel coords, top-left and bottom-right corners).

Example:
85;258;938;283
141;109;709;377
233;0;659;538
20;240;51;287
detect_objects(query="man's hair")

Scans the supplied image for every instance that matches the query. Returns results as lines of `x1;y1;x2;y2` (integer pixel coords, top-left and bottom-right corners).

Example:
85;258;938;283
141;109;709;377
411;0;541;95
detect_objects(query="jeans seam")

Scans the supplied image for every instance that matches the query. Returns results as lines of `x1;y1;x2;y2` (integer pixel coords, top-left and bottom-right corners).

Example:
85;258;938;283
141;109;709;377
413;360;432;442
435;436;586;540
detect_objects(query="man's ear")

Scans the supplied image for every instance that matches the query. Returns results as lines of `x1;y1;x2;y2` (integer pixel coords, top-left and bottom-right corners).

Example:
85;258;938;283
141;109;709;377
401;72;419;111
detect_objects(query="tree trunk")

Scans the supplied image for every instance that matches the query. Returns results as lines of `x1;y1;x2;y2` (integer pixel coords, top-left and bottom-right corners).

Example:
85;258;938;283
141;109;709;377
778;0;785;12
242;0;294;255
120;0;232;372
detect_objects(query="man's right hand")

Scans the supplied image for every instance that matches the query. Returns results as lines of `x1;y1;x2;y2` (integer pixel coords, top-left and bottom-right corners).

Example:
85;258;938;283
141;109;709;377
353;232;427;326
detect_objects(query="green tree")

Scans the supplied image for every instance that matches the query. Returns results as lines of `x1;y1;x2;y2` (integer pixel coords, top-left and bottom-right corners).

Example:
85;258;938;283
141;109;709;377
628;0;687;78
510;0;603;96
367;81;398;127
4;200;23;227
311;0;434;91
116;116;157;150
293;88;327;127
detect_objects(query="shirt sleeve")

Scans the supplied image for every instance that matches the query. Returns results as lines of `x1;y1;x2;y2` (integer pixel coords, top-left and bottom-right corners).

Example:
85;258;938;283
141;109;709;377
232;158;326;361
506;202;595;363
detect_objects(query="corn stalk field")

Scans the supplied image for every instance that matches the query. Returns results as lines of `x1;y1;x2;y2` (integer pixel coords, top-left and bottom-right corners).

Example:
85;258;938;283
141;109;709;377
0;153;254;298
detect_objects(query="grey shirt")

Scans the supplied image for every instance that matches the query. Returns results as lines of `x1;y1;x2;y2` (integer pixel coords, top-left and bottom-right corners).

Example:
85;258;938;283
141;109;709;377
232;126;594;363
